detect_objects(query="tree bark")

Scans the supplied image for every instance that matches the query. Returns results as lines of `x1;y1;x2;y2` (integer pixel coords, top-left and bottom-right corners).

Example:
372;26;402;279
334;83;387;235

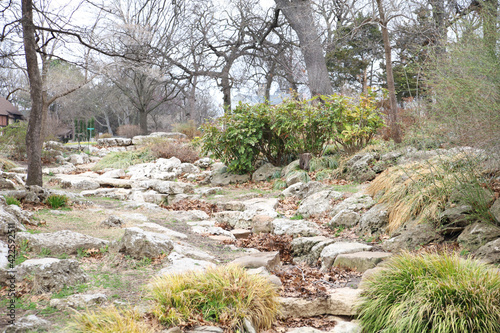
274;0;333;96
22;0;44;186
139;110;148;135
376;0;401;143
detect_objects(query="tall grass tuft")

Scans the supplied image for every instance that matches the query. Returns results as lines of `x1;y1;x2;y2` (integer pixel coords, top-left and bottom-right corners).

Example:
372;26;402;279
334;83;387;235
149;265;279;330
69;305;156;333
45;194;69;209
358;252;500;333
4;196;21;206
366;153;495;233
93;148;156;171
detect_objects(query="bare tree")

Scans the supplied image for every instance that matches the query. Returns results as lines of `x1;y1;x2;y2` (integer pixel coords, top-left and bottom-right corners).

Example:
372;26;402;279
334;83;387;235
274;0;333;96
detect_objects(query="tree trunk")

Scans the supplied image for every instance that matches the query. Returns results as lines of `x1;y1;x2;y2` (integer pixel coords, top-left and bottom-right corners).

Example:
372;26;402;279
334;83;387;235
275;0;333;97
376;0;401;144
139;110;148;134
221;72;231;111
22;0;44;186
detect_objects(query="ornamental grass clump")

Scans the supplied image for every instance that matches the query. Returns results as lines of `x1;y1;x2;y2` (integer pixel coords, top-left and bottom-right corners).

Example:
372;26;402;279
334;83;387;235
45;194;69;209
366;153;495;233
149;265;279;330
357;252;500;333
69;305;156;333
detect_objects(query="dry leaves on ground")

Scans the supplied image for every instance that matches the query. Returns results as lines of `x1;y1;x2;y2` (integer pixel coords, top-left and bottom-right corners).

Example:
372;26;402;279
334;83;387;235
276;197;300;218
271;264;363;299
227;234;294;264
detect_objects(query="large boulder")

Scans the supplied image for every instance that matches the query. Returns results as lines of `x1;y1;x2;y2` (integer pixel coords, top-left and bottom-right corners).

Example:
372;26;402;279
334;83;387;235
17;230;109;255
457;222;500;251
329;192;375;217
382;222;443;252
333;251;392;273
329;210;361;228
358;204;389;236
279;288;362;318
320;242;372;271
272;218;322;237
344;153;377;182
194;157;213;169
0;199;28;235
475;238;500;264
69;153;90;165
211;172;250;186
152;180;194;195
59;177;100;190
252;163;281;182
112;227;174;259
4;258;87;292
296;190;344;217
291;236;335;265
282;181;326;199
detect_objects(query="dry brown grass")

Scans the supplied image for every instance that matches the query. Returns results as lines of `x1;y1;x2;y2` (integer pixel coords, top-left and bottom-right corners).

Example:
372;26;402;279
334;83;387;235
150;141;200;163
366;154;493;233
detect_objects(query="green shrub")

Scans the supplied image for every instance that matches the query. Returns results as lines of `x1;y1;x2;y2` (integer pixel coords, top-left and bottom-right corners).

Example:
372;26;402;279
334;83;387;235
150;265;279;330
45;194;69;209
200;92;383;174
4;196;21;206
93;148;155;171
0;122;27;160
358;252;500;333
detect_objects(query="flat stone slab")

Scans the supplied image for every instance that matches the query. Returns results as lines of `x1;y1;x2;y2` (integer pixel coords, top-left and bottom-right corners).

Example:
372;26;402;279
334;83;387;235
17;230;109;255
158;255;215;275
49;293;107;310
231;229;252;239
230;251;281;271
279;288;362;318
333;251;392;272
321;242;372;271
136;222;187;239
272;218;322;237
112;227;174;259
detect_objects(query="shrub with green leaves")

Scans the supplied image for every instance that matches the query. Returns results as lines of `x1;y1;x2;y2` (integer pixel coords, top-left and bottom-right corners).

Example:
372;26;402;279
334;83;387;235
0;122;28;160
150;265;279;330
45;194;69;209
200;92;383;174
358;252;500;333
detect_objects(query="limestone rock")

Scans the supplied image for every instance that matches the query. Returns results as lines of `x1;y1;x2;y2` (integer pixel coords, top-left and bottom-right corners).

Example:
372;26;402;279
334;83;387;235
231;229;252;239
194;157;213;169
17;230;108;255
4;205;37;226
286;171;307;187
167;210;209;222
344;153;377;182
252;163;281;182
279;288;361;318
281;160;300;177
230;251;281;271
60;177;100;190
0;178;16;190
475;238;500;264
69;153;90;165
358;204;389;236
211;172;250;186
186;327;224;333
457;222;500;251
292;236;335;265
329;210;361;228
3;315;50;333
333;251;392;272
272;218;322;237
159;254;215;275
251;215;274;234
329;193;375;217
49;293;107;310
297;190;344;217
12;258;87;292
113;227;174;259
490;198;500;223
320;242;372;271
382;222;443;252
100;215;124;228
282;181;326;199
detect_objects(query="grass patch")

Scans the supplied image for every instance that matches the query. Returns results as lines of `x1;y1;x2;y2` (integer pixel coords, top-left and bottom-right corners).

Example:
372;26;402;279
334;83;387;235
93;148;155;171
69;305;156;333
0;157;18;171
273;179;287;190
45;194;69;209
309;155;339;172
4;196;21;206
366;154;495;233
357;251;500;333
150;265;279;330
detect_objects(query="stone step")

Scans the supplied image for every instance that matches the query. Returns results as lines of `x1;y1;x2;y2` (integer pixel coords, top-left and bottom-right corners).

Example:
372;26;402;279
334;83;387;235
333;251;392;272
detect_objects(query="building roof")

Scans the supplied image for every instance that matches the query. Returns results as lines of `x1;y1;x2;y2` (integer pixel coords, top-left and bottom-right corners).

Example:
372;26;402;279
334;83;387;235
0;96;23;117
